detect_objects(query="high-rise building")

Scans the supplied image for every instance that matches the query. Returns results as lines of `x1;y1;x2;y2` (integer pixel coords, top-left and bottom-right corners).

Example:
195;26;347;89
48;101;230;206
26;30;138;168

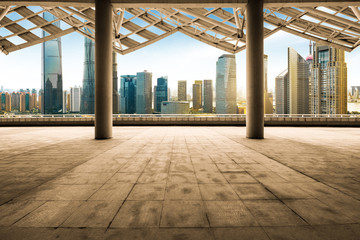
216;54;237;114
0;92;11;112
275;69;289;114
192;82;202;111
81;34;95;114
120;75;136;114
113;52;119;114
70;86;81;112
11;92;20;111
264;55;273;114
310;43;347;114
203;79;213;113
351;86;360;98
63;90;68;113
154;76;168;113
41;12;63;114
288;47;310;114
178;80;187;101
136;70;152;114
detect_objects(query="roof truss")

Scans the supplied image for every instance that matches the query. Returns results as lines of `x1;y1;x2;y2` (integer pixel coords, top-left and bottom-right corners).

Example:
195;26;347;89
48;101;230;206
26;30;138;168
0;4;359;55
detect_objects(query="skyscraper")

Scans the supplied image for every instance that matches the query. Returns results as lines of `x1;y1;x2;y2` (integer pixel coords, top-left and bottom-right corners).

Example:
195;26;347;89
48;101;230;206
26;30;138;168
120;75;136;114
203;80;213;113
264;55;273;114
136;70;152;114
216;54;237;114
154;76;168;113
70;86;81;112
310;43;347;114
288;47;310;114
41;12;63;114
275;69;289;114
192;81;202;111
81;34;95;114
178;80;187;101
113;52;120;114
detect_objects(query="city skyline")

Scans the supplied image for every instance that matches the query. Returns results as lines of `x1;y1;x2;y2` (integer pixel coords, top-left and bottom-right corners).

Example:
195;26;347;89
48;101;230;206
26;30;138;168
1;30;360;95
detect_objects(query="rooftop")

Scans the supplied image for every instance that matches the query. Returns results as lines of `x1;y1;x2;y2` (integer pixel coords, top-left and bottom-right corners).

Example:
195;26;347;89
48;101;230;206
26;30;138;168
0;126;359;239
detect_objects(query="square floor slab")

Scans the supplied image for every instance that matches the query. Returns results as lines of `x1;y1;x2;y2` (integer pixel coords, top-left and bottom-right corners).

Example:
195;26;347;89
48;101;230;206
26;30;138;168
160;201;208;227
110;201;162;228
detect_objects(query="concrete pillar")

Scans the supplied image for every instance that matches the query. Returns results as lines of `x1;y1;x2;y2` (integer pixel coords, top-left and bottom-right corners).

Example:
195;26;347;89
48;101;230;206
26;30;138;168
95;0;113;139
246;0;264;139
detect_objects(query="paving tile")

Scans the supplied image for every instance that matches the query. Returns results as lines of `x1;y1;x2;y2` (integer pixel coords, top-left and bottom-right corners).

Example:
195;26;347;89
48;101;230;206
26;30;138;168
193;163;219;172
165;183;201;200
0;201;45;226
199;184;239;200
213;227;270;240
284;199;355;225
158;228;215;240
137;173;168;183
205;201;258;227
169;172;198;183
263;226;322;240
216;163;243;173
232;183;276;200
111;201;162;227
15;200;84;227
61;200;120;228
244;200;307;226
160;201;208;227
89;183;134;201
195;172;227;184
223;172;258;183
107;173;141;183
248;171;288;184
0;227;56;240
49;172;113;185
52;228;106;240
127;184;166;200
17;184;101;201
262;182;313;199
313;224;360;240
105;229;159;240
169;162;194;172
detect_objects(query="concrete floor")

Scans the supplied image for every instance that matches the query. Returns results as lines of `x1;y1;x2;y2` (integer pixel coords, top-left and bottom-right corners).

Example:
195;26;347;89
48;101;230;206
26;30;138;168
0;126;359;240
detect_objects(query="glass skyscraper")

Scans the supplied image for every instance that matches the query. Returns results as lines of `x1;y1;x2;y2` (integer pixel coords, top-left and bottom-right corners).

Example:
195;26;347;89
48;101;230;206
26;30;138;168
310;44;347;114
80;34;95;114
136;71;152;114
192;82;202;111
41;12;63;114
120;75;136;114
203;79;213;113
288;47;310;114
178;80;187;101
154;76;168;113
113;52;119;114
275;69;289;114
216;54;237;114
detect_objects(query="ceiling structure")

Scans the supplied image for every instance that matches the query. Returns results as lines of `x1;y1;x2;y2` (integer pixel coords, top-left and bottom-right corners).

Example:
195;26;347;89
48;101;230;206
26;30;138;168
0;1;359;55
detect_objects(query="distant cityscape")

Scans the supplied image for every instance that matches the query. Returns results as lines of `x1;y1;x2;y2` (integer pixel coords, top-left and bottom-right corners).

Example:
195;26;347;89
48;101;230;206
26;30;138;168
1;28;359;115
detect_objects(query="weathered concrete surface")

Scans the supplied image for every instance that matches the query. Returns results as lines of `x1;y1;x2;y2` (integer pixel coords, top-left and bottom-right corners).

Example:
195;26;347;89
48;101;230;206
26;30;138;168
0;127;359;239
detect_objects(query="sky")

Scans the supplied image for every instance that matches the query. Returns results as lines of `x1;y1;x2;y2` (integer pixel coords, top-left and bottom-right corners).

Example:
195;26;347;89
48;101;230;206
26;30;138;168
1;15;360;96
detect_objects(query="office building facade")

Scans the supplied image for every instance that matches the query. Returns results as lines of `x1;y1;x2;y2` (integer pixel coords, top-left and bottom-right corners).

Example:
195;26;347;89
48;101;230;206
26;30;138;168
136;71;152;114
120;75;136;114
154;76;168;113
161;101;189;114
216;54;237;114
203;79;213;113
310;44;347;114
41;12;63;114
81;34;95;114
288;47;310;114
275;69;289;114
178;80;187;101
192;82;202;111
